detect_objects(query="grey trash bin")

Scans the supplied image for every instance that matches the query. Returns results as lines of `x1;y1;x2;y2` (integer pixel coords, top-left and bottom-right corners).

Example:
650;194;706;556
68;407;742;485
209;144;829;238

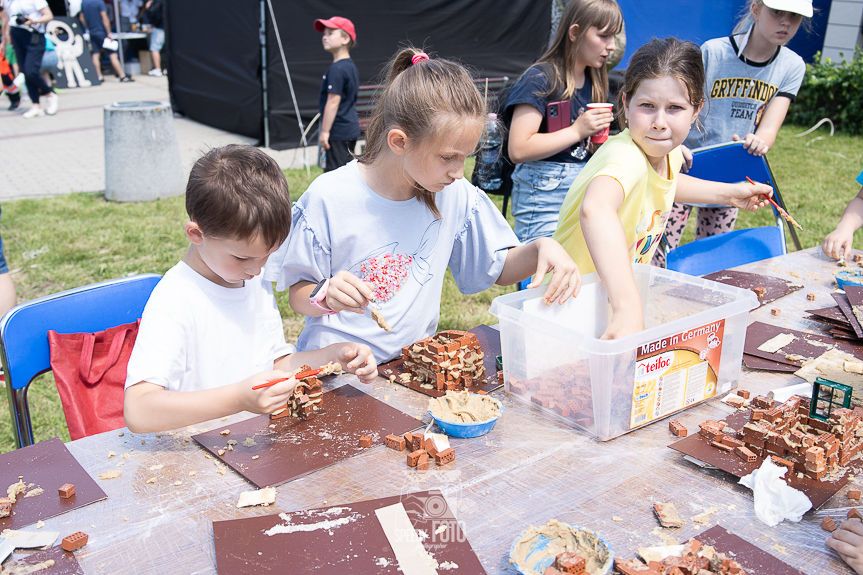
104;101;185;202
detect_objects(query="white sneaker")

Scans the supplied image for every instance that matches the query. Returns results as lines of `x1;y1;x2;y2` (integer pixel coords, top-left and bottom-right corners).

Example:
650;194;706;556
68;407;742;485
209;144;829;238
22;106;45;119
44;94;59;115
148;68;163;77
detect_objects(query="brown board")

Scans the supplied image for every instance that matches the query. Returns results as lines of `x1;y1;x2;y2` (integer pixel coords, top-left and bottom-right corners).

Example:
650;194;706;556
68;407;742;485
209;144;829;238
806;305;851;325
701;270;803;307
0;437;108;530
743;321;863;367
696;525;805;575
743;354;798;373
213;490;487;575
844;286;863;336
1;545;84;575
191;384;422;489
833;292;863;339
668;404;861;508
378;324;503;398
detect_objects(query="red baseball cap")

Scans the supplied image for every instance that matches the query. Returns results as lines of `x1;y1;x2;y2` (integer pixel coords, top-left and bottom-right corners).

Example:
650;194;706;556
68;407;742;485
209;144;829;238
314;17;356;41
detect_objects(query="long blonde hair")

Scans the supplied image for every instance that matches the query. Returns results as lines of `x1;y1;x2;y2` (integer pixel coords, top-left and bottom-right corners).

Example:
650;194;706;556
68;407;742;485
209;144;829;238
531;0;623;103
357;47;486;219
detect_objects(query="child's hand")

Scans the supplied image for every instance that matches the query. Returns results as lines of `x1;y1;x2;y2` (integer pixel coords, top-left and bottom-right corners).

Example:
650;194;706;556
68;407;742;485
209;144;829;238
327;271;374;314
732;133;769;156
728;181;773;212
680;145;693;173
827;519;863;574
823;229;853;261
337;343;378;384
526;238;581;305
239;370;297;415
601;309;645;340
573;107;613;140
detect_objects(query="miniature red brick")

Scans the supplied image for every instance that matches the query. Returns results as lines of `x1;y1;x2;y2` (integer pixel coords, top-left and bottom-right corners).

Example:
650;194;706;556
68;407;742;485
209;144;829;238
725;395;745;408
407;449;427;467
807;293;816;301
0;497;10;518
477;390;488;395
58;483;75;499
544;567;562;575
531;394;552;408
61;532;88;552
404;432;414;446
855;254;863;263
850;490;862;500
735;389;751;399
509;381;528;395
653;502;684;528
434;448;456;466
849;508;863;521
424;437;440;458
669;421;687;437
721;436;745;449
385;435;406;451
711;441;734;453
753;286;767;297
752;396;773;409
700;428;724;443
555;551;586;574
771;308;781;315
734;445;757;462
497;371;504;385
553;403;571;417
750;409;765;421
682;539;701;556
359;435;373;448
412;433;424;452
416;452;430;472
821;516;837;532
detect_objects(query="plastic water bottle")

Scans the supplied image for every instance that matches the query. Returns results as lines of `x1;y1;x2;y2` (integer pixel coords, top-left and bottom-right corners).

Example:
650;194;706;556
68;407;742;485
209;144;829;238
476;113;503;191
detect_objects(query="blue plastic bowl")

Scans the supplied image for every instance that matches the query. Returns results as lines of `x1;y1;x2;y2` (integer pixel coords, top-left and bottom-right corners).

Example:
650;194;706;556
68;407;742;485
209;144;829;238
508;523;614;575
428;396;502;438
837;270;863;291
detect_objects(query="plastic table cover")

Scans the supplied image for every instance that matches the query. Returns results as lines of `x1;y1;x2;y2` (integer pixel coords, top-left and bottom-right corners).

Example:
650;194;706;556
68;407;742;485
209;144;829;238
7;247;854;574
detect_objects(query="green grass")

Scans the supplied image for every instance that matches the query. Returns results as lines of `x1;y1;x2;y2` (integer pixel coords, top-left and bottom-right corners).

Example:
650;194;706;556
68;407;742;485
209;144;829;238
1;124;860;452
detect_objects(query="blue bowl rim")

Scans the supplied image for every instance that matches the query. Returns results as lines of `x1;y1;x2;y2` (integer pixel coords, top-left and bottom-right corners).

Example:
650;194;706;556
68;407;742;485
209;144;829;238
507;522;615;575
427;393;503;428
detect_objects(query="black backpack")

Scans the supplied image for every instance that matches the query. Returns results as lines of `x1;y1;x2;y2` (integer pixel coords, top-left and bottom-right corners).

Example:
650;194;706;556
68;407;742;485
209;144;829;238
471;83;516;215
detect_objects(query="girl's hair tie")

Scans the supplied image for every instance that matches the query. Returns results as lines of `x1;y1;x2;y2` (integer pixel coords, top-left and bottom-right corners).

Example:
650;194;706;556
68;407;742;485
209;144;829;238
411;52;429;65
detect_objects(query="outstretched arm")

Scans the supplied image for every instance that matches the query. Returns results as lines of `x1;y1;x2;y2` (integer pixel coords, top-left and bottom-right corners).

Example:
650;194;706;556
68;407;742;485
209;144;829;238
580;176;643;339
497;237;581;305
675;173;773;211
823;186;863;260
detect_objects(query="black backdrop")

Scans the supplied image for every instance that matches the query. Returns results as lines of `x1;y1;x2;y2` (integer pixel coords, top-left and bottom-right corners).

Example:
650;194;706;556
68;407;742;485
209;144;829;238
166;0;551;150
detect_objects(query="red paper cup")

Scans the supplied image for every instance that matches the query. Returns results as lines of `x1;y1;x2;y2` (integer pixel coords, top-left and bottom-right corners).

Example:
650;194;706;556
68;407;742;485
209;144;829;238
587;103;613;144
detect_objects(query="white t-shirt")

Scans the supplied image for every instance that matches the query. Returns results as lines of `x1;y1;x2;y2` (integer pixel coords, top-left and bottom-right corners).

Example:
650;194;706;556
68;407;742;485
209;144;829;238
2;0;49;32
263;160;519;362
125;261;295;393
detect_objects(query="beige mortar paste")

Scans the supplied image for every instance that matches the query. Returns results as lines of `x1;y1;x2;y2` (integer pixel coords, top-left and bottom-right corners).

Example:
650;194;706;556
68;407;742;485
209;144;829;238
510;519;612;575
428;391;501;423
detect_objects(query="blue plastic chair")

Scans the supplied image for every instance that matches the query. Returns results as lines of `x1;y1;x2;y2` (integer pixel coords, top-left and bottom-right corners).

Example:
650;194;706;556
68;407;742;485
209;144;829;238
666;226;786;276
0;274;161;448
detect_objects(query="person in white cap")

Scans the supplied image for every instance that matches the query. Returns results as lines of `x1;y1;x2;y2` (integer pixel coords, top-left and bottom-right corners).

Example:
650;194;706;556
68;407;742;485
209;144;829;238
655;0;812;267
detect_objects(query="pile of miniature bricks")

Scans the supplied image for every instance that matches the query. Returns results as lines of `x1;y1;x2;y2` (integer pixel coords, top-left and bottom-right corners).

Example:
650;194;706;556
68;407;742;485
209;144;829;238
357;431;456;471
270;365;323;421
688;391;863;481
541;550;590;574
507;361;594;429
615;538;748;575
401;330;485;391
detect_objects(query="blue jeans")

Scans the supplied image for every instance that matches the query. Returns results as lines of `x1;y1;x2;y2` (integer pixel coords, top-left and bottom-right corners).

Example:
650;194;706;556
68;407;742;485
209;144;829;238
511;161;586;243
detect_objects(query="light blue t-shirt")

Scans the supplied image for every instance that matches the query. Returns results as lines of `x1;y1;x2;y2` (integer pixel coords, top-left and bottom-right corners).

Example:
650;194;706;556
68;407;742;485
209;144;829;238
857;169;863;187
264;160;519;362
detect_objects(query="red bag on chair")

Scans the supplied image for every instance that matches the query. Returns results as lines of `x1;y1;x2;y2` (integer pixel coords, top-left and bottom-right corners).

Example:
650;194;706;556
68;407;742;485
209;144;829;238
48;320;139;440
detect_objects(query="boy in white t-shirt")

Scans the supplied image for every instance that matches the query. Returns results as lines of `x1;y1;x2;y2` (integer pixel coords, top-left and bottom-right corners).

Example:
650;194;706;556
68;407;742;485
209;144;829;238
124;145;377;433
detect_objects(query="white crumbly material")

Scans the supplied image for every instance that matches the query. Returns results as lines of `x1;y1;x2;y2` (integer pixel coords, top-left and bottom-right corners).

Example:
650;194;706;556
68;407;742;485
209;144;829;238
429;391;502;424
237;487;277;508
6;479;26;504
757;333;796;354
97;470;122;480
22;488;43;499
846;361;863;374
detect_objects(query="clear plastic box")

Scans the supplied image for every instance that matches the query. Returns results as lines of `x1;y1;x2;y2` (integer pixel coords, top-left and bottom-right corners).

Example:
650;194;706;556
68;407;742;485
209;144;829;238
489;264;759;441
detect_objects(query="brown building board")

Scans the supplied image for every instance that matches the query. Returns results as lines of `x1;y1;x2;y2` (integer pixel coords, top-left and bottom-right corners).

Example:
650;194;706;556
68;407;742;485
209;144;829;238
696;525;805;575
701;270;803;307
743;321;863;366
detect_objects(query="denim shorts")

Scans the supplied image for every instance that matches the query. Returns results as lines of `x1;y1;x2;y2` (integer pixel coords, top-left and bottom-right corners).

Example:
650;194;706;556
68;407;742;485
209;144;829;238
149;28;165;52
0;205;8;275
511;160;586;243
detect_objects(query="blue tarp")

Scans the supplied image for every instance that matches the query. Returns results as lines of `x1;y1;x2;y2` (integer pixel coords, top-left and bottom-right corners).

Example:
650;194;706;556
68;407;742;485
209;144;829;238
617;0;831;65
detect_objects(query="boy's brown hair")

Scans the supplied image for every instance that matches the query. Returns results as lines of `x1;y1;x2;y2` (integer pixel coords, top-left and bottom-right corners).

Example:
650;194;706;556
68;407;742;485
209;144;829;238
185;145;292;249
356;47;486;219
616;37;705;130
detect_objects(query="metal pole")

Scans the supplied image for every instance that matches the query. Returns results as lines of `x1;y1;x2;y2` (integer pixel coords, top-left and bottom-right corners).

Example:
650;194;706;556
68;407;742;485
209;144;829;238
260;0;269;148
113;0;124;71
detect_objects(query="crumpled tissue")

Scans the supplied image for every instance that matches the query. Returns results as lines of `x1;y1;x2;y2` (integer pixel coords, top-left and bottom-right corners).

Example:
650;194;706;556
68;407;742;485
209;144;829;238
739;458;812;526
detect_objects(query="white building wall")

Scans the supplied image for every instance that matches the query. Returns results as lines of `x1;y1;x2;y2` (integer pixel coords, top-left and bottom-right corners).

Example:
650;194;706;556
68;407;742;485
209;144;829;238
822;0;863;62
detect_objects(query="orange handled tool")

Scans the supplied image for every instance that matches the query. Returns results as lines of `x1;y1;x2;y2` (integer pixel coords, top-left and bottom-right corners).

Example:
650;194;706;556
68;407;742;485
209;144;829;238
251;368;323;390
746;176;803;231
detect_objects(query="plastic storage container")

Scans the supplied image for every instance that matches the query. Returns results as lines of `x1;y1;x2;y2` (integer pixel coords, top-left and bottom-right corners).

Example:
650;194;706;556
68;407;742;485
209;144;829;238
489;264;758;441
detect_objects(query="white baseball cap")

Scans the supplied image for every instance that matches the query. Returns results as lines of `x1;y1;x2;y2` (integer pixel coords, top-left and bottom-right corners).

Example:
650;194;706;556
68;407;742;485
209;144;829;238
762;0;813;17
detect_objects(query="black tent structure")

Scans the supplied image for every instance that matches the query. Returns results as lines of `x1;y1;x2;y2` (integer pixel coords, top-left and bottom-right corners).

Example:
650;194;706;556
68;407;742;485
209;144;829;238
165;0;552;151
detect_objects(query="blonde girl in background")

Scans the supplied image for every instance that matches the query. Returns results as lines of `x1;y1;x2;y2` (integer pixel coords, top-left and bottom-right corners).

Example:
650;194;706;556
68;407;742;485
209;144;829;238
264;48;581;362
505;0;622;243
655;0;810;265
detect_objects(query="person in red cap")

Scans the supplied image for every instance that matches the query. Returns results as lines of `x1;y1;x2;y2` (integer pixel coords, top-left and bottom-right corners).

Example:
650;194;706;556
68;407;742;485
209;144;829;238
314;16;360;172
